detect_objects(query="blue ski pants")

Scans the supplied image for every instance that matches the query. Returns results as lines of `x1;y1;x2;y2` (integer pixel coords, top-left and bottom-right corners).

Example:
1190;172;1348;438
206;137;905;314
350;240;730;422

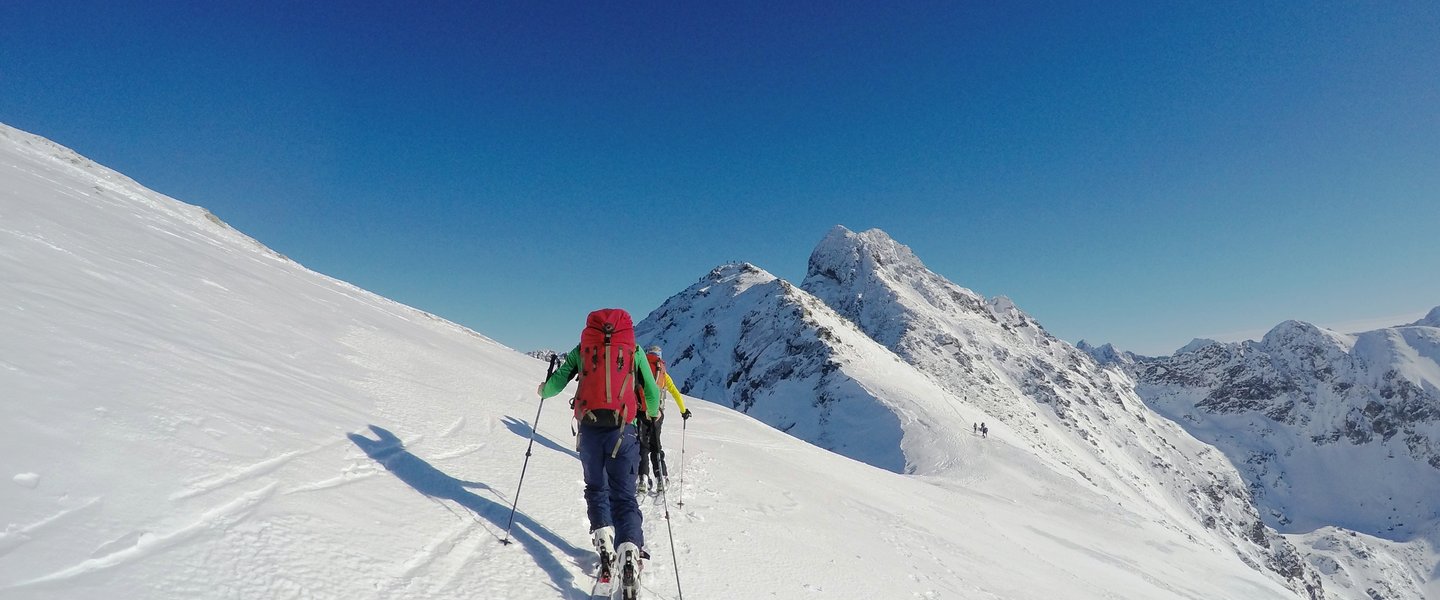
577;422;644;549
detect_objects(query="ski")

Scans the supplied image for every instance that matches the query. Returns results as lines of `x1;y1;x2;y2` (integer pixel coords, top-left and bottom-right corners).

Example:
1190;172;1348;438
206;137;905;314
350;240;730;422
617;542;643;600
589;559;617;599
589;528;618;599
589;578;615;599
619;562;638;600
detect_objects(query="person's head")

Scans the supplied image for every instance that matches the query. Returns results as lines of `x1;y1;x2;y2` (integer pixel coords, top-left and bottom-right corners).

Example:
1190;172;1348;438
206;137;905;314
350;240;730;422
646;345;662;358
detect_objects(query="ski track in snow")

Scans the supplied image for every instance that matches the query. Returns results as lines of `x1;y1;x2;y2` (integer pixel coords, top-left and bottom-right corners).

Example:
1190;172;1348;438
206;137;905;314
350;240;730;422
9;123;1419;599
282;432;436;495
169;437;352;501
4;484;278;590
280;460;383;496
682;431;797;452
427;442;487;461
440;416;466;437
0;498;102;558
377;519;488;598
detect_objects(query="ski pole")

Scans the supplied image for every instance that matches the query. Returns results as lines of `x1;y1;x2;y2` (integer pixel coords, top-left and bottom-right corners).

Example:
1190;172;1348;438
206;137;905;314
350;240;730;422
661;486;685;599
676;417;688;508
501;353;559;545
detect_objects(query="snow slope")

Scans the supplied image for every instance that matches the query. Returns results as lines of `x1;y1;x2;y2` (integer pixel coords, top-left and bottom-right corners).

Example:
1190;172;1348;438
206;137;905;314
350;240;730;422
0;122;1308;598
1128;316;1440;599
641;226;1325;598
634;262;987;476
1133;317;1440;537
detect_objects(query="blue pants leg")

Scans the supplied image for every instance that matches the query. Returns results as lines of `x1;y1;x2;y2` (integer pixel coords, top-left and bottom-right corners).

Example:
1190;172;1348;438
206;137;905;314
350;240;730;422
578;423;645;549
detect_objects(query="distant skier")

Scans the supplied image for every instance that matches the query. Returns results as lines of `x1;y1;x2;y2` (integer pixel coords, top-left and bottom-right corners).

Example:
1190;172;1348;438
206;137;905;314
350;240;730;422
536;309;660;597
635;345;692;494
972;423;977;435
980;422;988;438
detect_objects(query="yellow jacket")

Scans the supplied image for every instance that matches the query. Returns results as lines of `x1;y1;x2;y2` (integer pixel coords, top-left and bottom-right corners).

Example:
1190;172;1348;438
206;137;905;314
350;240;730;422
657;372;689;414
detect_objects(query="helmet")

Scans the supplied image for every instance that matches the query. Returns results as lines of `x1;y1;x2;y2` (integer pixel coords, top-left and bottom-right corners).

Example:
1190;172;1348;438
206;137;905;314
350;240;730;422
645;345;662;358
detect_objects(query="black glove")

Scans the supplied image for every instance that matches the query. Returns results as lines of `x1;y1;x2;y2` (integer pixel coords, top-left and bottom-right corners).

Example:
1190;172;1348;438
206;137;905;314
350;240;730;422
681;409;692;420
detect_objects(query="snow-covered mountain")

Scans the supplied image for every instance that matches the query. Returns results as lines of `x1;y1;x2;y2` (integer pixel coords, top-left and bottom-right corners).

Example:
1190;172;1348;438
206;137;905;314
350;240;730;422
0;122;1318;599
634;262;984;475
1177;337;1223;355
1124;314;1440;597
1078;310;1440;599
1076;340;1147;366
1132;316;1440;535
525;349;564;362
640;226;1335;598
1415;308;1440;328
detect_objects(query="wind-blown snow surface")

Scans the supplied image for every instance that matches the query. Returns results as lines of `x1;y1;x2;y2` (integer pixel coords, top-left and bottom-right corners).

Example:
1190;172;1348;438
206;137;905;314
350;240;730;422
0;123;1308;598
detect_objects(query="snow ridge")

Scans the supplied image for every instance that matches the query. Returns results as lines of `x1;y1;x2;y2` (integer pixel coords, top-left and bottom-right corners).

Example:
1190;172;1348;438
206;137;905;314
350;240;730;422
1411;306;1440;328
1134;313;1440;537
1;124;1315;599
1076;340;1147;366
636;262;976;474
644;225;1327;598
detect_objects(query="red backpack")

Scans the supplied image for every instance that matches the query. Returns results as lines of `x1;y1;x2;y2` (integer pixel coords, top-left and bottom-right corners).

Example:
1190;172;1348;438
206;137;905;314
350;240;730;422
574;309;638;426
635;352;667;416
646;354;668;406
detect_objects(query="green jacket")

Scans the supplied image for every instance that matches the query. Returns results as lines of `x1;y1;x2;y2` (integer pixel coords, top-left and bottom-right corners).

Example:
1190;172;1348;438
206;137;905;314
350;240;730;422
540;345;661;423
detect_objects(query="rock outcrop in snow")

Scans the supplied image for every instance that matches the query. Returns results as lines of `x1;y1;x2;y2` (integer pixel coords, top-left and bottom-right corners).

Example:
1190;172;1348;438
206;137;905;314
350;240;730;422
1076;340;1146;366
3;123;1321;600
642;225;1325;598
1124;313;1440;600
635;262;976;474
1132;314;1440;539
1178;337;1222;355
12;119;1434;599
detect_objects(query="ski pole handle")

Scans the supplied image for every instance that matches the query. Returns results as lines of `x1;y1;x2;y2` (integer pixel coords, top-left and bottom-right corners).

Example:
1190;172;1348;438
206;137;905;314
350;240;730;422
538;353;559;395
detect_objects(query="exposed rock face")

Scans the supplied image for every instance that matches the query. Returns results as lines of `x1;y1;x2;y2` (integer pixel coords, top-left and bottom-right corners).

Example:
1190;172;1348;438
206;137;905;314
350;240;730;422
639;226;1326;598
1076;340;1146;366
1132;315;1440;540
634;262;959;473
524;349;564;361
1122;312;1440;600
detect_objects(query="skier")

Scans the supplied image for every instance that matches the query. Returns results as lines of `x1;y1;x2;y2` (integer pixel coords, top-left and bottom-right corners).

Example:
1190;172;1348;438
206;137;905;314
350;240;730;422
635;345;692;494
537;309;660;598
980;422;988;438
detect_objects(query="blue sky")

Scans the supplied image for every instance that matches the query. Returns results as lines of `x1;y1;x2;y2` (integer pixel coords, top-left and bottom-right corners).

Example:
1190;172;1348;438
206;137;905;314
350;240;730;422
3;1;1437;355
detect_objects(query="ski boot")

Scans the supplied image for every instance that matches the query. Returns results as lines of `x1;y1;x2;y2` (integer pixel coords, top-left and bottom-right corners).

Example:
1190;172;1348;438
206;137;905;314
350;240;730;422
591;526;615;583
617;541;644;600
636;476;650;495
655;476;667;493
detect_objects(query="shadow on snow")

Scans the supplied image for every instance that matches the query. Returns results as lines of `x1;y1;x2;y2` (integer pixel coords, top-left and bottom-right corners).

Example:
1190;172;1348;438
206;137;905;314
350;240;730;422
347;425;593;599
502;415;580;460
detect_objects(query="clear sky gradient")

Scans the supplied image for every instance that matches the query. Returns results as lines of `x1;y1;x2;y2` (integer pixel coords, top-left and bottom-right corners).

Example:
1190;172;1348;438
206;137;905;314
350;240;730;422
4;1;1437;355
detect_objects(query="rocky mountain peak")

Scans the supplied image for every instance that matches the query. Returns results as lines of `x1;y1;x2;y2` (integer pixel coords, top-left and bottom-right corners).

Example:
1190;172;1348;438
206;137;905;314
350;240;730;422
1077;340;1140;366
1262;319;1321;344
1132;313;1440;545
697;262;778;292
802;226;989;334
1175;338;1221;355
1259;320;1355;356
1411;305;1440;328
805;225;925;287
643;226;1334;598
